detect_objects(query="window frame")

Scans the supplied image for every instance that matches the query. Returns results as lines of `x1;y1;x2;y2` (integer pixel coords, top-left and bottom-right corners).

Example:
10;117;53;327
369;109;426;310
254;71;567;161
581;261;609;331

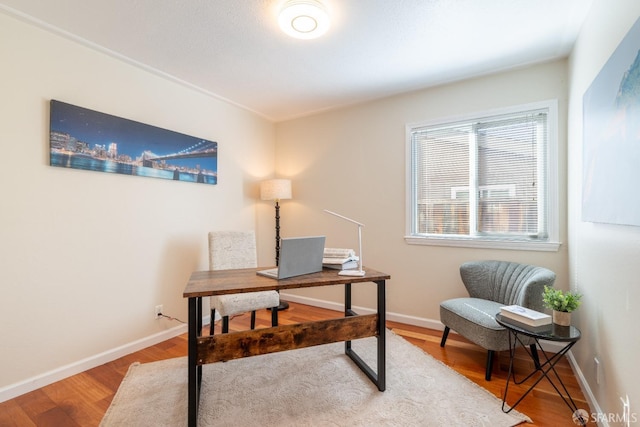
405;100;560;252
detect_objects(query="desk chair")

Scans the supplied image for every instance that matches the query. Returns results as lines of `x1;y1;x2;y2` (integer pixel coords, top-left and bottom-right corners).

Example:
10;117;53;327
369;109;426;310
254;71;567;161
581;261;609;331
208;231;279;335
439;260;555;380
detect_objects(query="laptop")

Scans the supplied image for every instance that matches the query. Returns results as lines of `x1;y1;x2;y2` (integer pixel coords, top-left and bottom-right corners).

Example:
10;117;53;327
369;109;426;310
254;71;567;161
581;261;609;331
257;236;326;279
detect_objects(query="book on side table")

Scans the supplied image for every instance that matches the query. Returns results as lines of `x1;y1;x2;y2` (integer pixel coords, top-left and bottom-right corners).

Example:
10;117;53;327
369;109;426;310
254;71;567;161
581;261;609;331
500;305;552;332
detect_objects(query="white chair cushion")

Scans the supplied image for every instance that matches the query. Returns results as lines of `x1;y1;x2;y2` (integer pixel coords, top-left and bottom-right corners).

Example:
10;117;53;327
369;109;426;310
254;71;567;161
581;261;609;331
208;230;280;319
211;291;280;317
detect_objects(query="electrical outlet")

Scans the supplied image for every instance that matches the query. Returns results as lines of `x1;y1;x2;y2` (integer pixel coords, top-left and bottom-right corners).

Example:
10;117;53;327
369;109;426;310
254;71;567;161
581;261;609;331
155;305;163;319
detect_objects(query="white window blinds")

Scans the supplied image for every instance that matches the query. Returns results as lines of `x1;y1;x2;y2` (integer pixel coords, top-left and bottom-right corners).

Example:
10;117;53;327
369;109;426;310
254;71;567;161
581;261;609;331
410;108;549;240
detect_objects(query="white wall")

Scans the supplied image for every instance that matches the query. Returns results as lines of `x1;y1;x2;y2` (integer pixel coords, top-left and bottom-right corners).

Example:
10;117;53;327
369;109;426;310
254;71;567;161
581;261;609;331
274;60;569;325
7;4;637;420
0;12;275;397
568;0;640;423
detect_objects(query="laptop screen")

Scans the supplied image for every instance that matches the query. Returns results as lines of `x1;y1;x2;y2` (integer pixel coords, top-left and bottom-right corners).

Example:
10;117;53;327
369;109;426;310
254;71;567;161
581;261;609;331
258;236;325;279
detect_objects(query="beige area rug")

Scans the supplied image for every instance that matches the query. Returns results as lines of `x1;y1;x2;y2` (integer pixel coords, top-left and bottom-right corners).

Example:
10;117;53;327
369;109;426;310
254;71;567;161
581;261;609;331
101;330;530;426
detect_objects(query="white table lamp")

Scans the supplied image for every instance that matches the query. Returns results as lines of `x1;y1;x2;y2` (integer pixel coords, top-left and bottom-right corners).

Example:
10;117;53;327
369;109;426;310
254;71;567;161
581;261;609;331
324;209;365;276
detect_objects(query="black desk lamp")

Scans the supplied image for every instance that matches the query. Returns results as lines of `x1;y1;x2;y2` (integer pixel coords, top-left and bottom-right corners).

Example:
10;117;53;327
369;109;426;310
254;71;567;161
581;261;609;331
260;178;292;310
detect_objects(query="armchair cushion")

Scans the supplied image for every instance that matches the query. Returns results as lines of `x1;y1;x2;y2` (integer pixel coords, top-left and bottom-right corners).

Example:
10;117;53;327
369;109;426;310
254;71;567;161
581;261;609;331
440;298;510;351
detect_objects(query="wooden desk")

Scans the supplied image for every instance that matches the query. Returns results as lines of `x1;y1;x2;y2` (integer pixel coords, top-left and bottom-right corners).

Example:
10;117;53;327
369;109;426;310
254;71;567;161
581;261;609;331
183;267;390;427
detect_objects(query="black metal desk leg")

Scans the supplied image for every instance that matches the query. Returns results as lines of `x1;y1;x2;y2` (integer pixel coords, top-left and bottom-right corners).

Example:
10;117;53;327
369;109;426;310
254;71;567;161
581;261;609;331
376;279;386;391
344;283;352;353
343;280;386;392
188;297;201;427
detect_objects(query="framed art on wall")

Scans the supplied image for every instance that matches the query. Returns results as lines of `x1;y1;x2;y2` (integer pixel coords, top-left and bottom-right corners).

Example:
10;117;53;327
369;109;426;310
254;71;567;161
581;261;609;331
582;18;640;226
49;100;218;185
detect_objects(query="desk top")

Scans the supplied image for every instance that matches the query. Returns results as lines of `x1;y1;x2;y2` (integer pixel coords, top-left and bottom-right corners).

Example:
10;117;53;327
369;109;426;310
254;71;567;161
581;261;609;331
495;313;581;342
183;267;390;298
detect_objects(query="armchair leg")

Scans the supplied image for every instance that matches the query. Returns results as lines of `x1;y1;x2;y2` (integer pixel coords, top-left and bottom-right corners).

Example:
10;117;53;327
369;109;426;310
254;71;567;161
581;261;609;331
440;326;450;347
250;311;256;329
271;306;278;326
222;316;229;333
210;309;216;335
485;350;495;381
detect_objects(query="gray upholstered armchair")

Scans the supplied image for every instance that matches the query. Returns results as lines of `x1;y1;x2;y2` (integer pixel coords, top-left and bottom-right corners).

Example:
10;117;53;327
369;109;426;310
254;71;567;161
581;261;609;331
439;260;556;380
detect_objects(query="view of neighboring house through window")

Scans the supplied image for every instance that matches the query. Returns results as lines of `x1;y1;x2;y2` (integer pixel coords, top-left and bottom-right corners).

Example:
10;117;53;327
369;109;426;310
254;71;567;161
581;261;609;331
406;101;559;251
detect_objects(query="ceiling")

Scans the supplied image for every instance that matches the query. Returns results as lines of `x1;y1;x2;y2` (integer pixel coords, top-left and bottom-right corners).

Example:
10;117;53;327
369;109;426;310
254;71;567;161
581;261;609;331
1;0;593;122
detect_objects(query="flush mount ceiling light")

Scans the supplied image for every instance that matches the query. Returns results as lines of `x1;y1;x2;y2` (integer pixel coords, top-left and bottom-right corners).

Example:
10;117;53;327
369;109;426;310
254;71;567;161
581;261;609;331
278;0;330;40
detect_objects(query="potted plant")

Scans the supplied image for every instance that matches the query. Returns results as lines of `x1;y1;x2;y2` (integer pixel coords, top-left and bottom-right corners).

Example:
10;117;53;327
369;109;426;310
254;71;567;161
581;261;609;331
542;285;582;326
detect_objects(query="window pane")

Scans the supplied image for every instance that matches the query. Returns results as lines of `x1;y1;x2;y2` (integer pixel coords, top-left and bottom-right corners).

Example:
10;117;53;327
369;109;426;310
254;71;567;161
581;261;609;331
476;113;546;236
413;125;470;235
410;107;548;241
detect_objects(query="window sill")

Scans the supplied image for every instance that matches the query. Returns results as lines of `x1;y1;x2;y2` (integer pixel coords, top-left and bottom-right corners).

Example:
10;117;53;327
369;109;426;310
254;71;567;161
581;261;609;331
404;235;561;252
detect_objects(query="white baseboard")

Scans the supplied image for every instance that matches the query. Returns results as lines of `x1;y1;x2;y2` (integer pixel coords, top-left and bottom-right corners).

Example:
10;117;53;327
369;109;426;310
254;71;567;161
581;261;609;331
0;323;188;403
0;291;441;404
566;351;607;426
1;291;600;423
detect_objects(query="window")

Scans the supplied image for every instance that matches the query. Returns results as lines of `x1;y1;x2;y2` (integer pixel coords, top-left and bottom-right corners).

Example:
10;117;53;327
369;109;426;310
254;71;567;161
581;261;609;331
406;101;559;251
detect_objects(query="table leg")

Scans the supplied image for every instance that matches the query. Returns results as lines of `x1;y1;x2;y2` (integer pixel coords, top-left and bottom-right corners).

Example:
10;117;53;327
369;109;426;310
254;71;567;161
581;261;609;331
502;331;580;418
536;340;581;413
344;282;352;354
376;279;386;391
502;330;518;412
188;297;202;427
343;280;386;392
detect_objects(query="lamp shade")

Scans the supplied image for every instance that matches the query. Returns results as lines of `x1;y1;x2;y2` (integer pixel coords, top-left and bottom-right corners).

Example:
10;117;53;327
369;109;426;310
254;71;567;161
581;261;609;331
260;179;292;201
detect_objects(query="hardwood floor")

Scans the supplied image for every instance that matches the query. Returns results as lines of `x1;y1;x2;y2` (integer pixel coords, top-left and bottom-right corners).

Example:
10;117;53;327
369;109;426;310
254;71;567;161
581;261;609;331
0;302;593;426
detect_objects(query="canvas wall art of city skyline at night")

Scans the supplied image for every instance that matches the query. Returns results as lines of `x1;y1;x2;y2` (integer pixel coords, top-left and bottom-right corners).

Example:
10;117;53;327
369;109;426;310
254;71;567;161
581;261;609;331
49;100;218;185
